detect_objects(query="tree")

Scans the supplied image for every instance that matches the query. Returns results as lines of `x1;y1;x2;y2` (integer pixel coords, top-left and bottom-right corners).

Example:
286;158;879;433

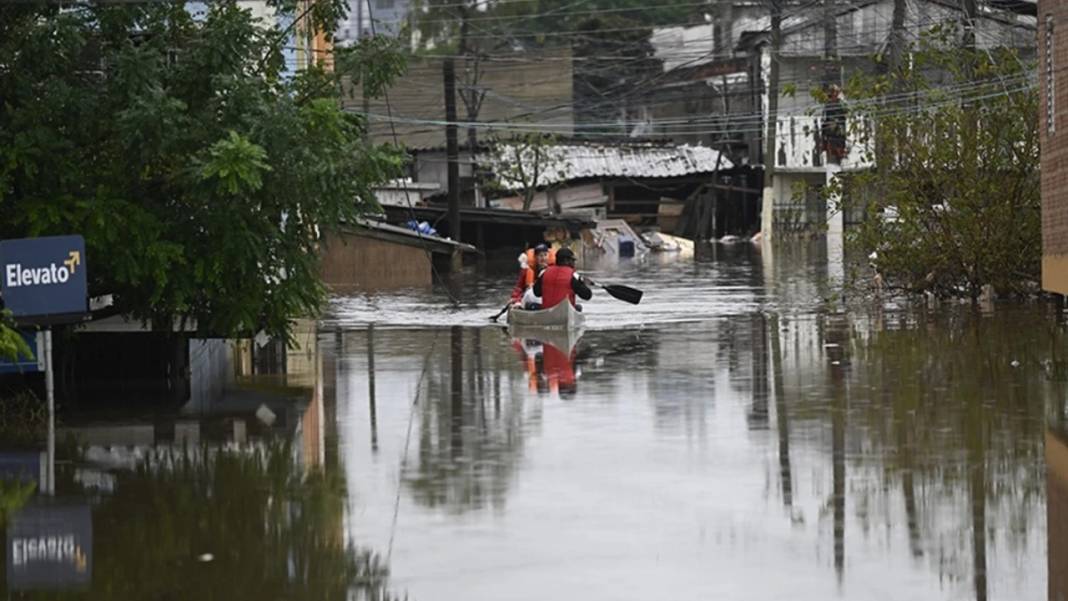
0;1;406;342
0;316;31;364
832;27;1038;299
483;134;568;212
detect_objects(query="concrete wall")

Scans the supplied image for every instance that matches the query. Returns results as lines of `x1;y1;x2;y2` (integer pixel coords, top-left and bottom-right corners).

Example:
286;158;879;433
1042;1;1068;294
320;229;431;292
771;172;827;232
347;49;574;149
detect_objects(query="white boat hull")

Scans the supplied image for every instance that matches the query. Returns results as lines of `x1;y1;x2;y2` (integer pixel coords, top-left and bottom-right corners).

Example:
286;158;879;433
507;301;585;330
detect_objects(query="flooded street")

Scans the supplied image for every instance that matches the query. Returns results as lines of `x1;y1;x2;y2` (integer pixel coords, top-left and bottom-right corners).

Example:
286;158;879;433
28;245;1064;600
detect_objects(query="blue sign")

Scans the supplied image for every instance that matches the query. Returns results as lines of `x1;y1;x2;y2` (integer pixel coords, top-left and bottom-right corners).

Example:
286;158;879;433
7;505;92;590
0;236;87;319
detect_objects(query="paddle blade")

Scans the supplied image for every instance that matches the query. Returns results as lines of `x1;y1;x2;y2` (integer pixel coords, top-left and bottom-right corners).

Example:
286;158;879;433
603;284;643;305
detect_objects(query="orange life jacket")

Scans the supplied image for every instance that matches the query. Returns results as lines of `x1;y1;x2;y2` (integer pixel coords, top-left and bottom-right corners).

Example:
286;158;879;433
525;247;556;268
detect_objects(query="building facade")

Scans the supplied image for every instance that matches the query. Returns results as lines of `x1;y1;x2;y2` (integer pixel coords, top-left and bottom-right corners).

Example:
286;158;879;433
1041;0;1068;294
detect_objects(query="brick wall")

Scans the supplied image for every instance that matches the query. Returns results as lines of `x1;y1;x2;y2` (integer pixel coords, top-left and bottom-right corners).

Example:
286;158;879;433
1041;1;1068;294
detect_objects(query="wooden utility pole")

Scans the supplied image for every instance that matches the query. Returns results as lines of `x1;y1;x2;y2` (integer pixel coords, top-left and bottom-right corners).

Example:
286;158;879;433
962;0;978;56
760;0;783;239
456;4;486;207
444;57;461;244
888;0;907;74
961;0;979;171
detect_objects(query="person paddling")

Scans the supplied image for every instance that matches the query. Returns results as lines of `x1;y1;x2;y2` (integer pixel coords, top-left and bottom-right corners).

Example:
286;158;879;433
533;247;592;310
511;244;551;309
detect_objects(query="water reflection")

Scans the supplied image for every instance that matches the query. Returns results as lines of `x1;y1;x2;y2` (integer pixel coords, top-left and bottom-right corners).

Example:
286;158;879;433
509;327;584;398
338;303;1056;600
0;325;399;600
1;247;1061;599
401;327;531;512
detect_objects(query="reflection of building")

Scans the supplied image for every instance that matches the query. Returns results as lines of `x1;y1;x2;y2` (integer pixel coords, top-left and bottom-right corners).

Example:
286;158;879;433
1048;429;1068;601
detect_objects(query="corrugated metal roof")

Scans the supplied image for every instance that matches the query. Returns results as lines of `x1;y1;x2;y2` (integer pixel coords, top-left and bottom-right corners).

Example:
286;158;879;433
480;143;733;189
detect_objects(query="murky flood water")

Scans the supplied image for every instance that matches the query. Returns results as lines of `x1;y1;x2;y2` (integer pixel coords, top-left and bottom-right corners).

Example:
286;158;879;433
14;244;1068;599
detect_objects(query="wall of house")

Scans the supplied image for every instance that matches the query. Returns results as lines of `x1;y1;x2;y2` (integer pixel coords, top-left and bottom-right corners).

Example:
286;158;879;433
347;50;574;149
770;171;827;231
321;229;432;291
414;150;474;191
1041;0;1068;294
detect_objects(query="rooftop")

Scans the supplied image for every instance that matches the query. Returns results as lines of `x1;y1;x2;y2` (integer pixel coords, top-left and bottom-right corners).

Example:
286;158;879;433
479;142;734;189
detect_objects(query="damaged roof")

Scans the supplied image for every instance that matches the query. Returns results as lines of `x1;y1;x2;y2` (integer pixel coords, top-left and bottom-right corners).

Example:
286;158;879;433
480;143;733;189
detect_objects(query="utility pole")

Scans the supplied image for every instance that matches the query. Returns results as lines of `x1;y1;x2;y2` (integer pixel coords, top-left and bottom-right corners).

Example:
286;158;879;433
823;0;843;284
888;0;907;74
760;0;782;240
355;0;363;41
962;0;978;57
961;0;978;171
444;57;461;247
457;4;486;207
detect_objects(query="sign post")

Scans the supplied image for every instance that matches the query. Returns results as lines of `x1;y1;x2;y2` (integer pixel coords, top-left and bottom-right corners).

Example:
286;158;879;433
0;235;88;496
42;330;54;495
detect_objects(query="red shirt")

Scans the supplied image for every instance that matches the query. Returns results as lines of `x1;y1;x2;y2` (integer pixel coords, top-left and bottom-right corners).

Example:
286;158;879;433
534;265;592;308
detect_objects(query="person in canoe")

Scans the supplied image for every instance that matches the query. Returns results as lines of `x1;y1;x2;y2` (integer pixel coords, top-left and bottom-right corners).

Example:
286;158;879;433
533;247;592;310
511;243;553;309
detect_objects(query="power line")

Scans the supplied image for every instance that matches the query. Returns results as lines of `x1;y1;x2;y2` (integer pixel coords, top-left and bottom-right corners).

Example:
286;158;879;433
351;72;1036;139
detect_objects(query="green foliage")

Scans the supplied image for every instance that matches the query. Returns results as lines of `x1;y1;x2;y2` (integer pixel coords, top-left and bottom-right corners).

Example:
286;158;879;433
833;28;1039;299
0;2;406;341
200;131;272;195
0;312;32;364
336;35;409;99
0;479;35;531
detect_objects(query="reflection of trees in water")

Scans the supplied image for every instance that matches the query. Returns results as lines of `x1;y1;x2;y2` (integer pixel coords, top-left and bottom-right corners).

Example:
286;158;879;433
789;309;1056;599
10;442;396;600
403;328;537;513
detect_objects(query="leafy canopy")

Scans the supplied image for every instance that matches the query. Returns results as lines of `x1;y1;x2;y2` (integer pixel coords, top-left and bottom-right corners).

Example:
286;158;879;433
0;1;406;341
832;26;1038;298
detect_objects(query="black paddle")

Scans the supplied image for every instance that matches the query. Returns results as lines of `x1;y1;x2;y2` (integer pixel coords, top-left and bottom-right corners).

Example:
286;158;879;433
586;278;643;305
489;302;512;322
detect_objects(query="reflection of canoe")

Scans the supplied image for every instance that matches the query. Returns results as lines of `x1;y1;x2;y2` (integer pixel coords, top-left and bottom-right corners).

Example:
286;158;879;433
507;301;585;330
508;325;585;355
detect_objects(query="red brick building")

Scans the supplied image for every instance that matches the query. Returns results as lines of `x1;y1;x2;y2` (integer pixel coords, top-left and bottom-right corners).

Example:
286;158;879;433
1041;1;1068;294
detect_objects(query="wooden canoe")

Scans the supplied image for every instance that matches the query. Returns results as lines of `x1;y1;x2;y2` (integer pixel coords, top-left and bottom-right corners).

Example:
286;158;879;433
506;301;585;330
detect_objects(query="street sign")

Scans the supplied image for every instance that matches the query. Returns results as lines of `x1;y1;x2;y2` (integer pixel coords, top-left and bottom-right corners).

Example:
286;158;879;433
7;505;92;590
0;236;87;319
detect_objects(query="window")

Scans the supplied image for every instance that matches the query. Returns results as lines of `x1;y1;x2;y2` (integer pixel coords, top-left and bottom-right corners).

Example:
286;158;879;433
1048;14;1056;135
